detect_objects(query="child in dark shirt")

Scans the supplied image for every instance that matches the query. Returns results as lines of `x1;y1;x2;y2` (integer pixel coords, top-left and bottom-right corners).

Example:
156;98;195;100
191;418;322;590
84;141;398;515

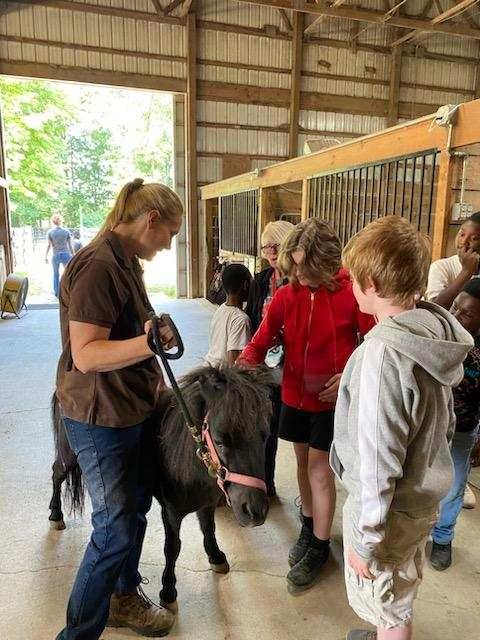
430;277;480;570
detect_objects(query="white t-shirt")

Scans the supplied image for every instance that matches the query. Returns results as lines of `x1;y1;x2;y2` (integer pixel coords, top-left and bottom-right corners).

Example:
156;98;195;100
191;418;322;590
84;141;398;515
205;304;251;368
425;254;462;301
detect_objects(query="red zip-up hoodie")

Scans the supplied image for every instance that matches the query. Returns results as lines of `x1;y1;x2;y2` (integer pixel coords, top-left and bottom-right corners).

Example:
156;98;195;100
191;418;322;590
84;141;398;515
239;269;375;412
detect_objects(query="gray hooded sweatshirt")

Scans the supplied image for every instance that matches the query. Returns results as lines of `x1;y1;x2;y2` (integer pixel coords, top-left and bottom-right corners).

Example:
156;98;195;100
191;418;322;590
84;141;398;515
330;301;473;562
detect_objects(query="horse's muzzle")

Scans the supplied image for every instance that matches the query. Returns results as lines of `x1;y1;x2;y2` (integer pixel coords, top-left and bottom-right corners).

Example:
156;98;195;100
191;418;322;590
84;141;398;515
230;486;269;527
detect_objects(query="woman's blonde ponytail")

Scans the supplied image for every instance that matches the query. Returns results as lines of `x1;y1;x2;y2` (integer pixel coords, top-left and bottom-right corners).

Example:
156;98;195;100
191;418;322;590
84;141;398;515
93;178;183;242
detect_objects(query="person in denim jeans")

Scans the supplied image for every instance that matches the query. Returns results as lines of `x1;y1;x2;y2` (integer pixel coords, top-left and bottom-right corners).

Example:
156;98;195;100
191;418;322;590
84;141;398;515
430;278;480;570
45;214;74;297
59;418;153;640
54;179;184;640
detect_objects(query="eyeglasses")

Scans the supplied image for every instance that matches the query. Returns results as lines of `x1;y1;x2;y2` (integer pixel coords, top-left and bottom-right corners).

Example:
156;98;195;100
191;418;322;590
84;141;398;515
261;243;280;253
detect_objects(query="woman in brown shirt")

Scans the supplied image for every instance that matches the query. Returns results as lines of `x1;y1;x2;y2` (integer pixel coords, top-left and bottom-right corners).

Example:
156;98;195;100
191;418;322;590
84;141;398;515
55;179;183;640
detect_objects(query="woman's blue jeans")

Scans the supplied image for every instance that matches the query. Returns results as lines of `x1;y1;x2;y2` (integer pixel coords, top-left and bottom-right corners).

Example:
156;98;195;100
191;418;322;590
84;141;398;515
52;251;72;297
56;417;153;640
432;426;479;545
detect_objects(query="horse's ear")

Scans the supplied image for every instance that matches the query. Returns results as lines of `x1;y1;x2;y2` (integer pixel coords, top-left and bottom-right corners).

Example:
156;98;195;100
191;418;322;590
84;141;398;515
197;368;227;402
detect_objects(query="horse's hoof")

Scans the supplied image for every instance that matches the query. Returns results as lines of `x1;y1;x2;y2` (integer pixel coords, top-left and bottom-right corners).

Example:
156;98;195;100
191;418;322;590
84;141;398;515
50;519;66;531
210;561;230;574
160;599;178;614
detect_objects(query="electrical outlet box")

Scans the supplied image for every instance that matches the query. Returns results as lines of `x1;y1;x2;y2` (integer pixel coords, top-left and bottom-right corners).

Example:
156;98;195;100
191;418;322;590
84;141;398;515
451;202;474;221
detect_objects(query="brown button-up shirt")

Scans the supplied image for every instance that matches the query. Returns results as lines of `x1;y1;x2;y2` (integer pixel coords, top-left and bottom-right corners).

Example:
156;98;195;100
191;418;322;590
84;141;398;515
56;232;163;427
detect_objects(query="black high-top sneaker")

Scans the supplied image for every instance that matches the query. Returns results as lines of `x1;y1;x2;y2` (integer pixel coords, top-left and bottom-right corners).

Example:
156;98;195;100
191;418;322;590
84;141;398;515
288;524;313;567
286;544;330;592
430;541;452;571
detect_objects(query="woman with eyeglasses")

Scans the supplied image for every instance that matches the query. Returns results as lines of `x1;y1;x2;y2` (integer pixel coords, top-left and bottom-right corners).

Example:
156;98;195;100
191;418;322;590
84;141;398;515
245;220;295;497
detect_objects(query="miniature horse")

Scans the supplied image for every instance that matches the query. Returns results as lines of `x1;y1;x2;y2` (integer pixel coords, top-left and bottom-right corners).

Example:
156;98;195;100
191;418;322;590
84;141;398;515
49;365;272;610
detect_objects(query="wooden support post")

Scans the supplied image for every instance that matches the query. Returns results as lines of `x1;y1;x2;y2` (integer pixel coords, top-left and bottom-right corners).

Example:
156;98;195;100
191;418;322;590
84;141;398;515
258;187;278;267
186;11;199;297
387;43;402;127
475;45;480;98
288;11;304;159
259;188;277;229
0;106;12;274
301;178;310;221
203;198;218;298
432;150;454;260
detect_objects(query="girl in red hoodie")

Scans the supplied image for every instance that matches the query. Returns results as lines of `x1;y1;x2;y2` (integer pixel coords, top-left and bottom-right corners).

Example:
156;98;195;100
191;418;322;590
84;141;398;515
240;218;374;592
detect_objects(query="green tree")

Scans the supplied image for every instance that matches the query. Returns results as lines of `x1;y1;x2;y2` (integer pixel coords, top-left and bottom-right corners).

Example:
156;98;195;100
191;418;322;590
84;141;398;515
133;131;173;188
62;128;119;228
133;96;173;186
0;78;72;226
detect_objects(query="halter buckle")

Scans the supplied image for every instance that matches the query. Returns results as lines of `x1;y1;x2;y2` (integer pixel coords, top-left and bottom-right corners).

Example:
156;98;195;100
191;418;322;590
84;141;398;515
217;466;227;482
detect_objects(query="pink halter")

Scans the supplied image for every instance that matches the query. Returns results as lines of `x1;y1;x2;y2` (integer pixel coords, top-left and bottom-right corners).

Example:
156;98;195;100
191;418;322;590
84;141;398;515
201;414;267;506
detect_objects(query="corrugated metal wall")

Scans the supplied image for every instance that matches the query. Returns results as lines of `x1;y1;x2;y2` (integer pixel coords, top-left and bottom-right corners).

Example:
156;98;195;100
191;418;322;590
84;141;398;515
1;0;479;263
0;1;185;79
1;0;478;182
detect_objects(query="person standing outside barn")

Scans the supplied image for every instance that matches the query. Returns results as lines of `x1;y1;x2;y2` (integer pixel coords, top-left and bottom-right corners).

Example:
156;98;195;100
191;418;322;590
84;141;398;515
45;214;74;298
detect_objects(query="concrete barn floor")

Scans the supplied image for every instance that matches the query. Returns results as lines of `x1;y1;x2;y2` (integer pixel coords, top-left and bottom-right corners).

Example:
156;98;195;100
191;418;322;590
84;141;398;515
1;299;479;640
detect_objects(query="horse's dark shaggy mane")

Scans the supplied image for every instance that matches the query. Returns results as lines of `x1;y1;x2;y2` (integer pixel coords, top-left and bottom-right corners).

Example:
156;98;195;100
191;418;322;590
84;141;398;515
156;365;273;484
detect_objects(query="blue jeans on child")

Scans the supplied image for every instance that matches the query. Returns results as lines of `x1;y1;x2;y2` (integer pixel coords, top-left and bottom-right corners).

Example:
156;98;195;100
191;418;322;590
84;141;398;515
432;426;479;545
56;417;153;640
52;251;72;297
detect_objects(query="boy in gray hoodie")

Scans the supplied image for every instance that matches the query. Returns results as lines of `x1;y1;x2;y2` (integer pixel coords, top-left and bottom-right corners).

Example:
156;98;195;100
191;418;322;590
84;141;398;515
330;217;473;640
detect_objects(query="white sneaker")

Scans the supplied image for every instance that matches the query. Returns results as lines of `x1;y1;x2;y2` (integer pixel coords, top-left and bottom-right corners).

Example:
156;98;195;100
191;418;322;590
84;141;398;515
463;484;476;509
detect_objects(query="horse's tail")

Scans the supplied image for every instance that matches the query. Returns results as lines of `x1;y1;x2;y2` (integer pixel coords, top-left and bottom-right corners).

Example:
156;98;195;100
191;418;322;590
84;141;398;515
51;393;85;515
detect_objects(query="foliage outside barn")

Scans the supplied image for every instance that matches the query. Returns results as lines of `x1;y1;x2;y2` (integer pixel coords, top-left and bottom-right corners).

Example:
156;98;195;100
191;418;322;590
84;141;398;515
0;78;176;300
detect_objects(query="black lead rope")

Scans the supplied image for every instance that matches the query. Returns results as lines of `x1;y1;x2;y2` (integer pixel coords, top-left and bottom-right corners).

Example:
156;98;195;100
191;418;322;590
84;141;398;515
149;313;195;429
149;313;219;477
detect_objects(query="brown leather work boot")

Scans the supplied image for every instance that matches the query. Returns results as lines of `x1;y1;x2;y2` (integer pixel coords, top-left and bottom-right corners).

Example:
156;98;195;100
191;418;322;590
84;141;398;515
107;585;175;637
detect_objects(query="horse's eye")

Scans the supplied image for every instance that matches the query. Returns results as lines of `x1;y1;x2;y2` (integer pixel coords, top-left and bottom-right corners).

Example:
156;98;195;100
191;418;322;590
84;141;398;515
213;439;225;449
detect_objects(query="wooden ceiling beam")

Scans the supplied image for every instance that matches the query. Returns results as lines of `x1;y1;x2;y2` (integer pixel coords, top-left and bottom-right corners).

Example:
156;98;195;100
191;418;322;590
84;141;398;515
8;0;186;25
197;79;436;120
150;0;164;16
162;0;184;14
1;32;473;96
304;0;346;35
5;1;480;67
180;0;195;15
237;0;480;40
430;0;479;23
391;0;480;46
